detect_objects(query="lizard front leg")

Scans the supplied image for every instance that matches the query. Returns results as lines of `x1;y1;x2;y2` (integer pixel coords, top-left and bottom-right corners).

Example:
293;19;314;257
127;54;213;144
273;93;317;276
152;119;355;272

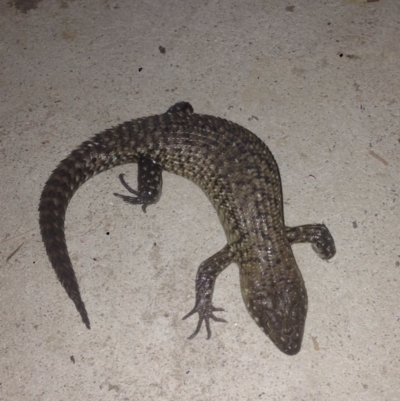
286;224;336;260
183;244;234;339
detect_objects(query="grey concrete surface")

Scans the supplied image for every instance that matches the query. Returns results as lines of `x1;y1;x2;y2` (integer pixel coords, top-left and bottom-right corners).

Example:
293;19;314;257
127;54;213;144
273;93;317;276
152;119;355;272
1;0;399;400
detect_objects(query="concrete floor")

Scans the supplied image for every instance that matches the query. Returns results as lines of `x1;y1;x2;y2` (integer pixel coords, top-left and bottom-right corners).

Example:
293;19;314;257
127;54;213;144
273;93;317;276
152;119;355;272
1;0;399;400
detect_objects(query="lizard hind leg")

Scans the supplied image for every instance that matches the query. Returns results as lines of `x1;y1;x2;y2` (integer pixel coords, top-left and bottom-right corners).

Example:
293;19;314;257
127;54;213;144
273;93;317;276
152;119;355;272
166;101;194;115
114;156;163;213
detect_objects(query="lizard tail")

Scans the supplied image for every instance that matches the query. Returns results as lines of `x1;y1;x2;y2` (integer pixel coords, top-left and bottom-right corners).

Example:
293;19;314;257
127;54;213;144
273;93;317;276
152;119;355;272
39;125;141;328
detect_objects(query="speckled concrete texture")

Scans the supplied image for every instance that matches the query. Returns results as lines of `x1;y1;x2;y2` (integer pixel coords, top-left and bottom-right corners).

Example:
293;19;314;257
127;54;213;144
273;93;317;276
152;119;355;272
1;0;399;400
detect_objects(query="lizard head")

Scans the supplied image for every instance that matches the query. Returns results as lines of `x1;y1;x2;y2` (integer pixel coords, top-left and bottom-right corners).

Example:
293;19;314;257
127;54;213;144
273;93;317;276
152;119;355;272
240;262;308;355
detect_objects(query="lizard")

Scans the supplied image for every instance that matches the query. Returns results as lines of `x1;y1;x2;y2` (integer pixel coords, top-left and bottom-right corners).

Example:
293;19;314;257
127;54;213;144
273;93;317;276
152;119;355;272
39;102;336;355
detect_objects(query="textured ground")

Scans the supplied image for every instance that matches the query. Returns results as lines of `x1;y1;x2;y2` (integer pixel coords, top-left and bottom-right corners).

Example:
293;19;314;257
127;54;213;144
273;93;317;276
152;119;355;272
1;1;399;400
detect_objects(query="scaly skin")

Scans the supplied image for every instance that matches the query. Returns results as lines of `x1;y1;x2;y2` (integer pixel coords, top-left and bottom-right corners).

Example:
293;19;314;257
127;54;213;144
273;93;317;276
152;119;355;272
39;102;335;355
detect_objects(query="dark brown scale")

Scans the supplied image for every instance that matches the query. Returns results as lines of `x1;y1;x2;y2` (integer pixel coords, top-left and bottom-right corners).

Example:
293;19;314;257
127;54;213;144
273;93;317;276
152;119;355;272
39;102;336;355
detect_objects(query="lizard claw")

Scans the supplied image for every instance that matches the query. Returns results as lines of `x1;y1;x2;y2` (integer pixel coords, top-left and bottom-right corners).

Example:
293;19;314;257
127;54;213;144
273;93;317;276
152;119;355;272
182;304;226;340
